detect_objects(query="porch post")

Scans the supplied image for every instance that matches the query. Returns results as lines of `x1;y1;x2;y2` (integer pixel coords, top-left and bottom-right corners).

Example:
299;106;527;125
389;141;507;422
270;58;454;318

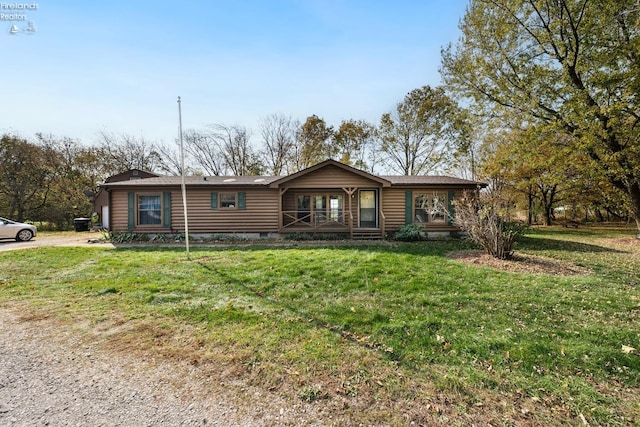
379;187;385;237
279;188;288;231
343;187;356;239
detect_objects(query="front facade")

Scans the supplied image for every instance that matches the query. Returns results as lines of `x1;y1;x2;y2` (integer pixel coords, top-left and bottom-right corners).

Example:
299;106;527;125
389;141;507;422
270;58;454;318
97;160;481;239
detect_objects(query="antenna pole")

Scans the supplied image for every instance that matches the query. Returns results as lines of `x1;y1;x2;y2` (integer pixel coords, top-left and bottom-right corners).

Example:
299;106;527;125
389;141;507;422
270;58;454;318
178;96;190;258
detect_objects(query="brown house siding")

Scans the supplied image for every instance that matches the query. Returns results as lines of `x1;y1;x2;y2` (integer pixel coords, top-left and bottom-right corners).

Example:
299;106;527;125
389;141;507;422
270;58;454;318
382;188;463;232
110;190;131;231
110;187;280;234
381;187;407;231
101;160;484;237
281;164;384;188
174;187;280;234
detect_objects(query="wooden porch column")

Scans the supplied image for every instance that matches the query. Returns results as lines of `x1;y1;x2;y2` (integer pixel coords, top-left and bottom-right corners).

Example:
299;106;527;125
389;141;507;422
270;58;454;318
379;187;385;237
278;188;288;231
342;187;357;239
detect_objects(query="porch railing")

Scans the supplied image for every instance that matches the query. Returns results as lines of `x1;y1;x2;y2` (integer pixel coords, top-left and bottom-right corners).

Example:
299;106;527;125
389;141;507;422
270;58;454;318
281;211;347;229
281;209;384;238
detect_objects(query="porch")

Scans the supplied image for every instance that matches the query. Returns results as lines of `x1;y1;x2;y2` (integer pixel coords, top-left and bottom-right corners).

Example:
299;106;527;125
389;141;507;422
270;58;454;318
277;187;386;239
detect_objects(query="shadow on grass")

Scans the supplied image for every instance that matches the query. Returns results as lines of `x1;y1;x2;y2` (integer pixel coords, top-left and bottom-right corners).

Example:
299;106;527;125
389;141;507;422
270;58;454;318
193;257;406;362
518;235;626;254
111;234;626;259
110;239;476;257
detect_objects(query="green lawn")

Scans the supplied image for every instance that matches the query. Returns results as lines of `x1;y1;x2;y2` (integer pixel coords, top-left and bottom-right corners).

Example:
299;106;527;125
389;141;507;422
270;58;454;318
1;227;638;425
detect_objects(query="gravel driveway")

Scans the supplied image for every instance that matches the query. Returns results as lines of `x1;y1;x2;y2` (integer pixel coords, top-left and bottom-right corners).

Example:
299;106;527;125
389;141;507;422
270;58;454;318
0;309;259;426
0;233;109;252
0;235;331;426
0;308;329;427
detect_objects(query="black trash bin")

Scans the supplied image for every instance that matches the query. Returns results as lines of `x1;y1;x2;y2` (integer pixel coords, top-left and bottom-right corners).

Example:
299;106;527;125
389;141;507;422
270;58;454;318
74;217;91;232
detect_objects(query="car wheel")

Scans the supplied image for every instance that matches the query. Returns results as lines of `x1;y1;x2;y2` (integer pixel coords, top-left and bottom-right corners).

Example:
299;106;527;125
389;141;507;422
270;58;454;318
16;229;33;242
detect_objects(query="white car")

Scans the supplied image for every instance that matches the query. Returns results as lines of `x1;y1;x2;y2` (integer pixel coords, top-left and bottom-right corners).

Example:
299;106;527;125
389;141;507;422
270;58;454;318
0;217;37;241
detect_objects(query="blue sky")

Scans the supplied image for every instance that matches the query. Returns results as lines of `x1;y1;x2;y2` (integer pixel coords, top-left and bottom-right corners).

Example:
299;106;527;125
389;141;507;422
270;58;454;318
3;1;468;146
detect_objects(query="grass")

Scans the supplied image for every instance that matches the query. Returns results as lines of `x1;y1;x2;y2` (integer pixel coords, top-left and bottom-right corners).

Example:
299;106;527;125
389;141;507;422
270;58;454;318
0;226;639;425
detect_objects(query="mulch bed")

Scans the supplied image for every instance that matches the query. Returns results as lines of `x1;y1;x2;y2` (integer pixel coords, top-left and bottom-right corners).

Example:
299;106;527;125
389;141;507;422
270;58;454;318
447;250;592;276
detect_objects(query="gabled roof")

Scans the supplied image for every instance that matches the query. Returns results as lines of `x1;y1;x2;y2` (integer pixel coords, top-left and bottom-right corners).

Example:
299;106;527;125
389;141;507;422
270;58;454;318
268;159;392;188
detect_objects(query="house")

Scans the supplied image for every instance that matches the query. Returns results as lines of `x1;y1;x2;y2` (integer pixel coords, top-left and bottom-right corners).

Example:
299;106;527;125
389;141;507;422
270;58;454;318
93;169;160;229
96;159;482;239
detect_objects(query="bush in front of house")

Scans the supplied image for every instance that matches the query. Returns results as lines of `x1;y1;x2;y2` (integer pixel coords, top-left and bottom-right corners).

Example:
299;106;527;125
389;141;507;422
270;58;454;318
454;190;527;260
394;223;424;241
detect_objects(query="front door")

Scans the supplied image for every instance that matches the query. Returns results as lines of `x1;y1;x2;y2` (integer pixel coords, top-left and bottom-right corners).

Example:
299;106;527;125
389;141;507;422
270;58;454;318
359;190;377;228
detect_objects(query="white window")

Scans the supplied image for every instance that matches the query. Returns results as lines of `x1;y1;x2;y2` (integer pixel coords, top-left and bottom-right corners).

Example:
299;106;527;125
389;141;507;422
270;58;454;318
138;195;161;225
414;193;447;224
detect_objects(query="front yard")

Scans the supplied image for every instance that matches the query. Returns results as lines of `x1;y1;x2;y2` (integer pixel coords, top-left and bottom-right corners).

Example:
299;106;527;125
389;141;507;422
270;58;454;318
0;227;638;425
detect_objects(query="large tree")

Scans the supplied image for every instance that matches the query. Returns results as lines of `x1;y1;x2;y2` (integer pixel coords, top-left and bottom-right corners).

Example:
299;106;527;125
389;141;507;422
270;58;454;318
441;0;640;237
181;125;263;176
36;134;99;228
333;119;377;171
0;135;50;222
483;126;589;225
259;114;299;175
182;129;225;176
297;115;335;170
377;85;461;175
95;132;163;176
213;124;264;176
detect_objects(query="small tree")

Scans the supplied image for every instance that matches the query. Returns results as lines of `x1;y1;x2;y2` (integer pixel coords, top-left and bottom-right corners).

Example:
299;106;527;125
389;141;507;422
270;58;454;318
454;190;527;260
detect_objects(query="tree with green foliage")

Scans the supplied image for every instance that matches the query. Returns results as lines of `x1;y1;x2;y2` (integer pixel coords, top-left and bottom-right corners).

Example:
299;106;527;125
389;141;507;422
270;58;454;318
297;115;335;170
333;119;376;171
377;85;461;175
441;0;640;237
482;125;591;226
36;134;100;228
0;135;51;222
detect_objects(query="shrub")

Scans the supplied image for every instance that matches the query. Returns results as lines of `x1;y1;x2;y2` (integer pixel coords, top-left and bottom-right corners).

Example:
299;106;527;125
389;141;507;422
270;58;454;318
454;190;527;260
395;223;424;241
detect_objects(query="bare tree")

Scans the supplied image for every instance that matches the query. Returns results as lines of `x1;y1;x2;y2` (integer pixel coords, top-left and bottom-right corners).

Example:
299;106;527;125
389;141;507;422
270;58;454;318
454;189;527;260
156;140;202;176
259;114;298;175
95;132;163;175
182;125;263;176
213;124;263;176
182;129;225;176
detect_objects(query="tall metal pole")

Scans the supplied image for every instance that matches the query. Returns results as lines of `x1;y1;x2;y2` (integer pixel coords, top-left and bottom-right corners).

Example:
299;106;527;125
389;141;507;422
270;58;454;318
177;96;190;257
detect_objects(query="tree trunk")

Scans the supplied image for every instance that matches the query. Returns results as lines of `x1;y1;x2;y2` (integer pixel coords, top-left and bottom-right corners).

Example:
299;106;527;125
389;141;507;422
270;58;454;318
628;183;640;239
527;187;534;226
544;206;553;226
538;184;557;226
595;207;604;222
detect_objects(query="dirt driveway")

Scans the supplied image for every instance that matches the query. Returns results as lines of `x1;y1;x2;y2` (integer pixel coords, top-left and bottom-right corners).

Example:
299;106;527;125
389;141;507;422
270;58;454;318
0;233;114;252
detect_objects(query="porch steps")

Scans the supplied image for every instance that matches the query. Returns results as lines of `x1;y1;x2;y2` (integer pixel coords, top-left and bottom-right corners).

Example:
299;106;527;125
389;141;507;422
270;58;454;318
352;229;384;240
